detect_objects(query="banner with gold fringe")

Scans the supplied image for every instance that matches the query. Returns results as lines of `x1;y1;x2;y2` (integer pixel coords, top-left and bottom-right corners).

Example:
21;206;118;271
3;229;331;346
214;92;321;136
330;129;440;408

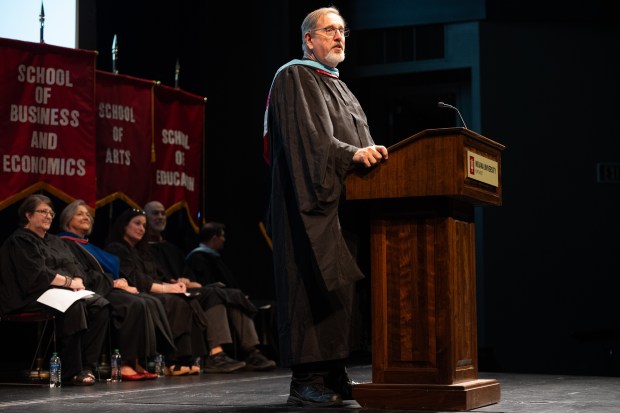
0;37;97;209
95;70;155;209
152;84;205;231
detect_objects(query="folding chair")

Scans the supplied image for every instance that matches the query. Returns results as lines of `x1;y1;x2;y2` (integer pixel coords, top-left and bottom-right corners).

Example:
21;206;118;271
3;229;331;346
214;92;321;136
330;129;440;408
0;311;57;382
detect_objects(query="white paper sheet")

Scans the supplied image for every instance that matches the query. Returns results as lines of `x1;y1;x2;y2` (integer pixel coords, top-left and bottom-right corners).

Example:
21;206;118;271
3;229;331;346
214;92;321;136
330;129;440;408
36;288;95;313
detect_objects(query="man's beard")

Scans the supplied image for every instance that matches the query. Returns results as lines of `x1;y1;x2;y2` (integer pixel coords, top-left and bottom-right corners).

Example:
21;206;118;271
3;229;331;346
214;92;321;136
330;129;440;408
324;49;345;67
151;222;166;233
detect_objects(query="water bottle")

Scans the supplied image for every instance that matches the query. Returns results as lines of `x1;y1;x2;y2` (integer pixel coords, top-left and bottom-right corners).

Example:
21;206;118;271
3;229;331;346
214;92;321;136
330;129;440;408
110;349;122;382
49;352;61;388
154;354;165;377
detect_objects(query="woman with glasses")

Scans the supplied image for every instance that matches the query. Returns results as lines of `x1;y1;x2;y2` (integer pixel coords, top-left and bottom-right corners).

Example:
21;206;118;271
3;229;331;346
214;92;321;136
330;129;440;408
58;200;175;380
0;194;110;385
264;6;388;407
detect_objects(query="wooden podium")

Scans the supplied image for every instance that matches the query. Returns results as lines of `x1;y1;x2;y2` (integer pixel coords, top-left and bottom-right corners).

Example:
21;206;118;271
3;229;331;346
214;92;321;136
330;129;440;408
346;128;504;411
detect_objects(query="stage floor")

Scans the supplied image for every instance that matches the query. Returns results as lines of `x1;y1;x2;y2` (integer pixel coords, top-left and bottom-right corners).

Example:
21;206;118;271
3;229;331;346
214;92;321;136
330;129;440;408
0;365;618;412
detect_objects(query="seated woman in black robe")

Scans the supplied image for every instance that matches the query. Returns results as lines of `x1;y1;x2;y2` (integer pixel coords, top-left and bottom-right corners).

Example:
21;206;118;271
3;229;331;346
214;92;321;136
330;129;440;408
105;208;207;375
57;200;176;380
0;194;109;385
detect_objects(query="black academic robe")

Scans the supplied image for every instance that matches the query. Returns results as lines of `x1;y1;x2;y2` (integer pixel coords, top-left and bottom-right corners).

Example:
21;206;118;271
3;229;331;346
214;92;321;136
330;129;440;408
0;228;109;379
185;250;239;289
267;64;374;366
105;241;205;358
148;240;193;280
151;240;257;316
63;238;176;359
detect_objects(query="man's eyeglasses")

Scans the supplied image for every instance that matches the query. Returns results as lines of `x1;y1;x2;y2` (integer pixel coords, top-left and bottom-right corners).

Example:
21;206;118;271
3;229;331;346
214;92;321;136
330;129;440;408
34;209;55;218
310;25;350;38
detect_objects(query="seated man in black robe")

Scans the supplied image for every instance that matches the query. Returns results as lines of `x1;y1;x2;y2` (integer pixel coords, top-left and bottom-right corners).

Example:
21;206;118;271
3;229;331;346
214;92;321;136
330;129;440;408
143;201;276;372
185;222;245;289
185;221;279;362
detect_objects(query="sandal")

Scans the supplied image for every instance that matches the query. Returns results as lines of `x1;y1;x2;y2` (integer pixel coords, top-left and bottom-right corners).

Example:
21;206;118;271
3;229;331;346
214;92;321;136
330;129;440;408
188;365;200;375
164;364;190;376
71;369;96;386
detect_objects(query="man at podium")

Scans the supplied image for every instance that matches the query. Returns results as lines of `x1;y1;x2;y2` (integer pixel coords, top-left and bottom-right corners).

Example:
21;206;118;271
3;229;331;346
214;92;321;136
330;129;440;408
264;5;387;408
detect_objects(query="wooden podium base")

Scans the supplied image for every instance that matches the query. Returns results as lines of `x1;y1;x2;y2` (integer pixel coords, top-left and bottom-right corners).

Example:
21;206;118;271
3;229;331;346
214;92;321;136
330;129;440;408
353;379;501;411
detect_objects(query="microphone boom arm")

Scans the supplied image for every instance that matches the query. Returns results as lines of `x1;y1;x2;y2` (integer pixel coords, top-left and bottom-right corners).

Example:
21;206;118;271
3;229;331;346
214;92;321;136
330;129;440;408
438;101;468;129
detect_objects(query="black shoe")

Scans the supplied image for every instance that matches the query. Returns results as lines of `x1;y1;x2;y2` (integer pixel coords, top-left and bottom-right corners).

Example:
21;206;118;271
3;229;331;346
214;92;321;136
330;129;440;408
202;352;246;373
287;376;343;407
326;368;356;400
244;349;277;371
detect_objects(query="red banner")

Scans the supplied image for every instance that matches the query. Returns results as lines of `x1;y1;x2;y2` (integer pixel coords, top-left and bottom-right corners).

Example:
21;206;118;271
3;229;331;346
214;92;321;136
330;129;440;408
152;84;205;231
0;38;97;209
95;71;155;209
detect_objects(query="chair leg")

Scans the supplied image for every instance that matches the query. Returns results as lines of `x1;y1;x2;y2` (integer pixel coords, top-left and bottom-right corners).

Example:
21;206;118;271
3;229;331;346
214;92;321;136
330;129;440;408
28;317;56;381
96;318;113;382
52;316;56;353
0;313;57;383
29;319;47;375
257;306;278;362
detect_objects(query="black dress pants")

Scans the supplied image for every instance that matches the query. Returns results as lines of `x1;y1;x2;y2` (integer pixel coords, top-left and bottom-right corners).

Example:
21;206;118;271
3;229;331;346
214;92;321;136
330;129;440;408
56;295;109;380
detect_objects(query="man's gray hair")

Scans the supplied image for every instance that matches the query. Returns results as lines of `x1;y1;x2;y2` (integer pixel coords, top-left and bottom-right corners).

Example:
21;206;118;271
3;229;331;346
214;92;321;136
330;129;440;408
301;6;344;54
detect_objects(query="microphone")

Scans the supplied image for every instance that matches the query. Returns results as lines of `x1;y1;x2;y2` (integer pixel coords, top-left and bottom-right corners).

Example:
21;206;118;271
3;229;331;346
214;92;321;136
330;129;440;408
437;101;468;129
